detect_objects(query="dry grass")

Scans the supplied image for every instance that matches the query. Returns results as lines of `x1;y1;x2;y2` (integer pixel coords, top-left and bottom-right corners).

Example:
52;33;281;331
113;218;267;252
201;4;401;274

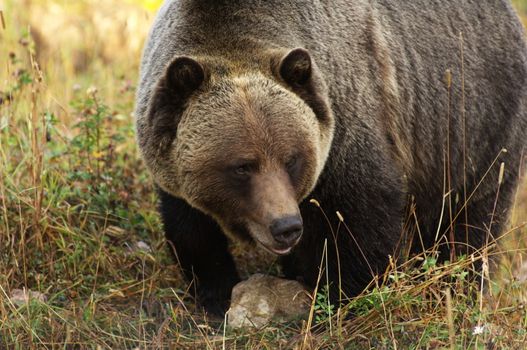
1;1;526;349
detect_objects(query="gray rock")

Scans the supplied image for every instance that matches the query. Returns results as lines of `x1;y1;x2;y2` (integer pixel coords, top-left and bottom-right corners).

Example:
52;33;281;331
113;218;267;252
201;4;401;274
227;274;311;329
10;288;47;305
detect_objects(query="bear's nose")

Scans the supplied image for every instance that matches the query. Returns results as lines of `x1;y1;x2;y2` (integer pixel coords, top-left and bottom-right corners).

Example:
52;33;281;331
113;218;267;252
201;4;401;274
270;215;303;246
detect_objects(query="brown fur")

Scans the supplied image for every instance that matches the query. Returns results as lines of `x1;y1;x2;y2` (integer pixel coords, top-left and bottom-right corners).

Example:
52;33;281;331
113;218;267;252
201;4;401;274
136;0;527;315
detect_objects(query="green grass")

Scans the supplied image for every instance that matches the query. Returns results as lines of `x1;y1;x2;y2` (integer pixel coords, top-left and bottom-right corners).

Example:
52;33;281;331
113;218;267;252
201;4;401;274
1;1;527;349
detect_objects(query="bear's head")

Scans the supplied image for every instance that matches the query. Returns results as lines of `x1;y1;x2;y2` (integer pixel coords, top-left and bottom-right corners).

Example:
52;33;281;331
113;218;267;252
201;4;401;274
138;48;334;255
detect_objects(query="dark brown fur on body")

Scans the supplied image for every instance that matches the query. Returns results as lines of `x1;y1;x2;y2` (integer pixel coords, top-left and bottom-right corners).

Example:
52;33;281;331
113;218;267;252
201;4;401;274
135;0;527;315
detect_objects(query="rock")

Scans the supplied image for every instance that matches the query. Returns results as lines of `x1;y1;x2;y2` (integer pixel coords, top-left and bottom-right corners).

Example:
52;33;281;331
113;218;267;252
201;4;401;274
135;240;152;253
227;274;311;329
10;288;47;305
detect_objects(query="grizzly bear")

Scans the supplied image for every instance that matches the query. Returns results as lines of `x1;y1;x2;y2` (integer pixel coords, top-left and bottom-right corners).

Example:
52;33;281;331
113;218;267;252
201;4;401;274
135;0;527;315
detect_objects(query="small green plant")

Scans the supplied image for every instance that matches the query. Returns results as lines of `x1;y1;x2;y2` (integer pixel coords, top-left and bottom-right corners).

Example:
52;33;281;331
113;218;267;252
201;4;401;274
421;255;438;272
314;284;335;323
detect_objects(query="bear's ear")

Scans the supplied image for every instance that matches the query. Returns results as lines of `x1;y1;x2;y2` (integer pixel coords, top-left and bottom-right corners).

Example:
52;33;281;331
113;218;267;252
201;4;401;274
279;48;312;86
272;48;332;122
147;56;206;136
165;56;206;96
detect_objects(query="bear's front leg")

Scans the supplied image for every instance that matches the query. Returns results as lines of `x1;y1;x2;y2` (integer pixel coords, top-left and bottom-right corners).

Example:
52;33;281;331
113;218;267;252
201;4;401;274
157;189;240;316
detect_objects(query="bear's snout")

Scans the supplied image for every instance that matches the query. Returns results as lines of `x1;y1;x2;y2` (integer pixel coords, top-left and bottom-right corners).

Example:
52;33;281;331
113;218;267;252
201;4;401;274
270;215;303;247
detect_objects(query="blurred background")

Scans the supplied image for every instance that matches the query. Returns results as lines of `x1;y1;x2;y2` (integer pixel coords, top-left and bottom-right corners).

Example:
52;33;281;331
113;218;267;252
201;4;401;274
1;0;163;105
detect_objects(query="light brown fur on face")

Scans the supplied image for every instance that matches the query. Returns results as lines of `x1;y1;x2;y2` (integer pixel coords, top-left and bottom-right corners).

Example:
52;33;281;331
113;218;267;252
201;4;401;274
149;69;331;251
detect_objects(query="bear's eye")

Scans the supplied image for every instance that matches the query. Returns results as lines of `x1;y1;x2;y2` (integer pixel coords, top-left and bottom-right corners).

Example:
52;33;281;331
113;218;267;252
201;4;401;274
234;164;252;177
286;155;298;170
231;163;255;180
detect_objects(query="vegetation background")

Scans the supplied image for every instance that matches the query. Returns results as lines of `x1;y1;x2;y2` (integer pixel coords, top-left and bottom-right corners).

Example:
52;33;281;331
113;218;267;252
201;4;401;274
0;0;526;348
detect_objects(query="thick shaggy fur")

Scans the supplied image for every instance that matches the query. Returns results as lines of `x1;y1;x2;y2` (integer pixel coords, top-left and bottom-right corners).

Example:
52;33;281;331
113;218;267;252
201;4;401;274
136;0;527;314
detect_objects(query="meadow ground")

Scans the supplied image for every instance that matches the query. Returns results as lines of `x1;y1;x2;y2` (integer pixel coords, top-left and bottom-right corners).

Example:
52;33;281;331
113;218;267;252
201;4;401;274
1;1;527;349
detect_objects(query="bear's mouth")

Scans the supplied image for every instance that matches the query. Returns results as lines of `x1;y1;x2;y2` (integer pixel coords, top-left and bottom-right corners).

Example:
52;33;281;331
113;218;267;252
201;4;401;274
258;241;294;256
254;231;302;256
